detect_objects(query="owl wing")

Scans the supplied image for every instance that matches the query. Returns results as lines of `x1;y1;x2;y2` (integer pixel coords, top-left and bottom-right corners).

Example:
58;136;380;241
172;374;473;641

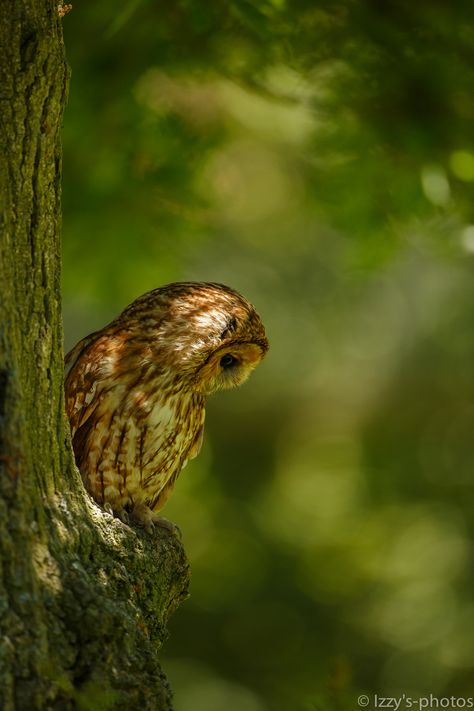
65;331;107;439
186;418;205;461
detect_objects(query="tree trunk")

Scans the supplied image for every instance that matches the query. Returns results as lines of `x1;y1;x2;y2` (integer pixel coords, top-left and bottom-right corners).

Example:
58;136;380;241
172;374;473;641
0;2;189;709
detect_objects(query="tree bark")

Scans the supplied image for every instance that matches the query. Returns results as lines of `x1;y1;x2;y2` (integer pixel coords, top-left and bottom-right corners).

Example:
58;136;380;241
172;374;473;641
0;2;189;709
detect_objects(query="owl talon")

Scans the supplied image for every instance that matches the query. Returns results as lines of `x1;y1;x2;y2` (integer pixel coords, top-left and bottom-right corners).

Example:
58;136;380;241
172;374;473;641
118;509;129;524
129;504;180;537
153;517;182;539
103;502;114;517
102;502;130;526
143;519;155;534
101;501;180;537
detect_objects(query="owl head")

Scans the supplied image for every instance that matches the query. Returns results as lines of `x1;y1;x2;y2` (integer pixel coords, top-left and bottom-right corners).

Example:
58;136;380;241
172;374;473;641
120;282;269;396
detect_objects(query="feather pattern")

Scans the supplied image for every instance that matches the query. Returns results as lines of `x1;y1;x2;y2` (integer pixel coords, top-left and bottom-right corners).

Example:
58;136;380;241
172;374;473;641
65;282;268;529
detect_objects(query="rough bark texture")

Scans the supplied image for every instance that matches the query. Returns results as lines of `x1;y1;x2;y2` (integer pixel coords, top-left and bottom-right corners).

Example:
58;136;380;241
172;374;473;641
0;2;190;709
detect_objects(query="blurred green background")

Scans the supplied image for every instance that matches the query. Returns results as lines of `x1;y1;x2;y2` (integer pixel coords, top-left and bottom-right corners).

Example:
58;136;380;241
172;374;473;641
62;2;474;710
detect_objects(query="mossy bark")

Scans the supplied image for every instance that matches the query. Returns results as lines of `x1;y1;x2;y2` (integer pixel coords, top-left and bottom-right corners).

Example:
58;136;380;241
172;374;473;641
0;2;189;709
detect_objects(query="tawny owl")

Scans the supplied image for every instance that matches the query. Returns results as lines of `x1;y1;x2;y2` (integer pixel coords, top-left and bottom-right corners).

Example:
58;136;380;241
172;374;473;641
65;282;268;532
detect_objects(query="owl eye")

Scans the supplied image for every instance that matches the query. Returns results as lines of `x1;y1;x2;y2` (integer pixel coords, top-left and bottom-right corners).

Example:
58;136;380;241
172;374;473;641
220;353;239;369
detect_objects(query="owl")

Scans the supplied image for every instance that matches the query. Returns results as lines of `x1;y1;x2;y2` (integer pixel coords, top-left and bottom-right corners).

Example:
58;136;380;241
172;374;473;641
65;282;269;532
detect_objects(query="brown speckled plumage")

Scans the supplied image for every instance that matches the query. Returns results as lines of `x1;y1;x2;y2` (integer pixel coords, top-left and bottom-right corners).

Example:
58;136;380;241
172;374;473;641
65;282;268;530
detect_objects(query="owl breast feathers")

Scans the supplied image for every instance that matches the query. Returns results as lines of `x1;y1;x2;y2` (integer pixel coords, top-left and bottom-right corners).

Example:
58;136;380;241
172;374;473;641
65;282;268;531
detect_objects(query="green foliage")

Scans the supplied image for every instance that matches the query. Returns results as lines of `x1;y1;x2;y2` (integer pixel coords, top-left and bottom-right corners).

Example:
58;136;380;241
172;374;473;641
62;2;474;709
